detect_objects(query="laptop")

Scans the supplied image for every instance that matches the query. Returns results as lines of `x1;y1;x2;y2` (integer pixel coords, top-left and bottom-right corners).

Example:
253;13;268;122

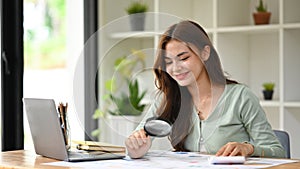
23;98;126;162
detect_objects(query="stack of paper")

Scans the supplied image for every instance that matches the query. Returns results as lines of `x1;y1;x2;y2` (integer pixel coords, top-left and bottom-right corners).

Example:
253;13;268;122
72;140;126;153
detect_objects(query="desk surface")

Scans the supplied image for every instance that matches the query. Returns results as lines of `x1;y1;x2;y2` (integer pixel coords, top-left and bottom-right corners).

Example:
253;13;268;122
1;150;300;169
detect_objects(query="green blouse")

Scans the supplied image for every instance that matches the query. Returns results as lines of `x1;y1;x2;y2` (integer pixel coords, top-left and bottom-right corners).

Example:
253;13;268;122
136;84;286;158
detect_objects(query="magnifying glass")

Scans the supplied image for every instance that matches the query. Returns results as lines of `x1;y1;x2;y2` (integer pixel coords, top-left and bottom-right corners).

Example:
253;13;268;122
144;117;172;137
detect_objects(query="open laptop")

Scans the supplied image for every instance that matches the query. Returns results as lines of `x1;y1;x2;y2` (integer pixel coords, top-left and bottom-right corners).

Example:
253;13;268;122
23;98;126;162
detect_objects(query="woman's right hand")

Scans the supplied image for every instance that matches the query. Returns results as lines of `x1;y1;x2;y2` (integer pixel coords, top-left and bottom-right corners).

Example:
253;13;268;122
125;129;152;159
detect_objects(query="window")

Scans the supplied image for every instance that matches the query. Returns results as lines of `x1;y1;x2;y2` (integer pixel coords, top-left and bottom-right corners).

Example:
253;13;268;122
23;0;84;150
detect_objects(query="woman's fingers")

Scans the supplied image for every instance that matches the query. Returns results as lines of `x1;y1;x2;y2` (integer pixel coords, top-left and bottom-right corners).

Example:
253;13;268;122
229;146;242;156
126;129;149;149
125;135;136;149
216;142;250;156
133;130;146;146
125;129;152;159
216;144;234;156
137;129;148;143
215;145;226;156
130;136;141;149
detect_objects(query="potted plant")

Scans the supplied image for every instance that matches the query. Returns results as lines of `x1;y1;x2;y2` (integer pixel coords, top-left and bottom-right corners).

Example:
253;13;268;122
126;1;148;31
253;0;271;25
262;82;275;100
92;50;148;138
108;79;147;116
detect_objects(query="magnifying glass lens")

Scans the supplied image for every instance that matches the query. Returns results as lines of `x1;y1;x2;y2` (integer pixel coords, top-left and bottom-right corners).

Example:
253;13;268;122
144;119;172;137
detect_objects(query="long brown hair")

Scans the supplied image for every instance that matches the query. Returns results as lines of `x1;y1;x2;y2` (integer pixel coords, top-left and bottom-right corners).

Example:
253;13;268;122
153;20;237;151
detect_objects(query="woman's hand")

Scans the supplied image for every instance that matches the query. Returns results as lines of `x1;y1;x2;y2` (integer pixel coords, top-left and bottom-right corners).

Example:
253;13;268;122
216;142;254;156
125;129;152;159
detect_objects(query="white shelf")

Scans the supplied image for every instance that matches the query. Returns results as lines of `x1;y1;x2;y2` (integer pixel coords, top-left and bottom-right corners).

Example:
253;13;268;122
283;23;300;29
109;24;285;39
217;24;281;34
109;31;161;39
284;102;300;108
260;100;281;107
260;100;300;107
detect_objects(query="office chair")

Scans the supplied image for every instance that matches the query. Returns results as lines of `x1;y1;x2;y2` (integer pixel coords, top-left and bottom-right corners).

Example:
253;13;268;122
273;130;291;158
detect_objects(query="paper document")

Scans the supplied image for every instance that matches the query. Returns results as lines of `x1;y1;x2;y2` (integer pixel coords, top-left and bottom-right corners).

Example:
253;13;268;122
45;150;298;169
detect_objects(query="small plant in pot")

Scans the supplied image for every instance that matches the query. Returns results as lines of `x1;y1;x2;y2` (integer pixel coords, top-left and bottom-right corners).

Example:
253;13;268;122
126;1;148;31
253;0;271;25
262;82;275;100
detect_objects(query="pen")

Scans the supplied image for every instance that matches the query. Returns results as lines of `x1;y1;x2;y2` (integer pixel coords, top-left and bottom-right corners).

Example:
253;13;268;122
58;102;68;145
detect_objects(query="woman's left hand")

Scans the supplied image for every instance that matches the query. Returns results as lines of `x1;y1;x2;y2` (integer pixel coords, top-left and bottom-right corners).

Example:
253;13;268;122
215;142;254;156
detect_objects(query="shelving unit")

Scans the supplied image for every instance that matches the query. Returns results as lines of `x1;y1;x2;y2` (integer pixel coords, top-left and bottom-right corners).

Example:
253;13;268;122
98;0;300;158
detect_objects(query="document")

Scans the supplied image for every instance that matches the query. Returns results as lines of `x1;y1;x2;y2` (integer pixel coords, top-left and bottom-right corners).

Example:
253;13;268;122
45;150;298;169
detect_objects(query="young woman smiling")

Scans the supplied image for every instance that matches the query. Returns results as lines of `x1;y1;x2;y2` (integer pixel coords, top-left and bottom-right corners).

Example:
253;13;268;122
125;20;286;159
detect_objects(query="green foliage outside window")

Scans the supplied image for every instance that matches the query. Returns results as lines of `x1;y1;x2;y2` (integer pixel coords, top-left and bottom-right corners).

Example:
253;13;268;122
24;0;66;69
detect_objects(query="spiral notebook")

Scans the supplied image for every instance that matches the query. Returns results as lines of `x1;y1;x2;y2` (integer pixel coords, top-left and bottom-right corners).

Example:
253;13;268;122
23;98;125;162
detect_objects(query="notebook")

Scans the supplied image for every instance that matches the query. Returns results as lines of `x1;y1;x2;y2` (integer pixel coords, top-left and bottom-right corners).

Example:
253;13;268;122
23;98;126;162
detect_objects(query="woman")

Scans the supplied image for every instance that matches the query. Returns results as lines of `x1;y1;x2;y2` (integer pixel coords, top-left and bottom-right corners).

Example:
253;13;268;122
125;20;285;159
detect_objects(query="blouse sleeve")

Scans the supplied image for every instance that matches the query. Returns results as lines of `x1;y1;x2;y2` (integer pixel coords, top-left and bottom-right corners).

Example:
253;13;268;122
239;86;286;158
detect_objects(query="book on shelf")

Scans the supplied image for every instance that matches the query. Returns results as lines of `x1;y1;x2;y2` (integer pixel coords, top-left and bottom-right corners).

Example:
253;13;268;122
72;140;126;153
